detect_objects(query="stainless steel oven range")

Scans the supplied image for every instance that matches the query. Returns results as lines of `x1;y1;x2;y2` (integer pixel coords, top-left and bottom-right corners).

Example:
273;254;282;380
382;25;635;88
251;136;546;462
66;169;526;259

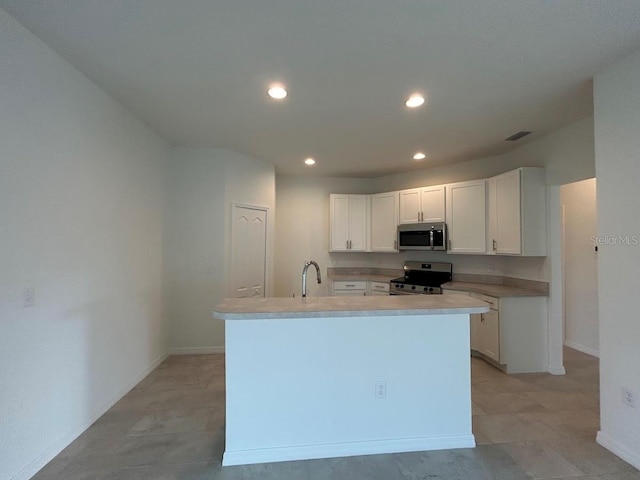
389;261;452;295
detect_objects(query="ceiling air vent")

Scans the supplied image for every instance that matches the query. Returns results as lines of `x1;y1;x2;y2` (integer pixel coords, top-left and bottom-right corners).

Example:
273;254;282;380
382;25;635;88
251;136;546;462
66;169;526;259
505;131;532;141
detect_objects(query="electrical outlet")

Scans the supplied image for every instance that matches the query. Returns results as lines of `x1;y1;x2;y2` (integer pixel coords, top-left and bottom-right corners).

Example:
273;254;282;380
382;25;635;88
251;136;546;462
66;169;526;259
375;381;386;399
487;265;495;273
622;387;635;408
22;287;35;308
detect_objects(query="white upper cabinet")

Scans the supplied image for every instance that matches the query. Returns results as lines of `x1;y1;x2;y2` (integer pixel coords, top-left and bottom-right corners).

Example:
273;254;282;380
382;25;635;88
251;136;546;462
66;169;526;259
370;191;399;252
486;167;546;256
329;194;369;252
445;179;486;254
399;186;445;224
398;189;421;223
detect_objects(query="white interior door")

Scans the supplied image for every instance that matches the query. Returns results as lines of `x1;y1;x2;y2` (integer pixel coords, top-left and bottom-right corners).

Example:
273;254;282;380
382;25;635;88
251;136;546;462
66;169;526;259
231;205;267;298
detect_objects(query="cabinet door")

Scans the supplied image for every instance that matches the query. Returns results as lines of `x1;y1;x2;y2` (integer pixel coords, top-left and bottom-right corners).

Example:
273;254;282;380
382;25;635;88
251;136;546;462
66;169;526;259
348;195;368;251
480;310;500;362
370;192;399;252
486;177;498;254
368;281;390;295
330;194;350;252
420;186;446;223
446;180;486;253
495;170;522;254
399;188;421;224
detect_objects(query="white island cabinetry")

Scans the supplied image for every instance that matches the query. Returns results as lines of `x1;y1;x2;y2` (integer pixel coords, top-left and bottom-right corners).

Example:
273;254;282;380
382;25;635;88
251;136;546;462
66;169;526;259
214;295;489;466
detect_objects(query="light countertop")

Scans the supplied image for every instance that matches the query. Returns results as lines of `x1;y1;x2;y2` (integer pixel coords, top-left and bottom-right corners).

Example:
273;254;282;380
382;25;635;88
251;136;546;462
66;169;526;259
442;281;547;297
213;294;489;320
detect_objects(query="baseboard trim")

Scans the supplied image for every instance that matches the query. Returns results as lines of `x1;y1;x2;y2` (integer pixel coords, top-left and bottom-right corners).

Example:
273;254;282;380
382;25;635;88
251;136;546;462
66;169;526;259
547;364;566;375
222;434;476;466
12;351;169;480
168;346;225;355
564;340;600;358
597;431;640;470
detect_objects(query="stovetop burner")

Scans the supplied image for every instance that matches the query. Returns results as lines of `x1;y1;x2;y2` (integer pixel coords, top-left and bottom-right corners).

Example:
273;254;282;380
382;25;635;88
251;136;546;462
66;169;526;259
389;261;452;295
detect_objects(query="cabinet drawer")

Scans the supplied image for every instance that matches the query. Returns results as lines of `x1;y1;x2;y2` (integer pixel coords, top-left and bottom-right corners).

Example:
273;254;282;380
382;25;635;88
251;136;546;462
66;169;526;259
442;289;469;296
369;282;390;292
333;281;367;290
333;290;366;296
470;292;499;310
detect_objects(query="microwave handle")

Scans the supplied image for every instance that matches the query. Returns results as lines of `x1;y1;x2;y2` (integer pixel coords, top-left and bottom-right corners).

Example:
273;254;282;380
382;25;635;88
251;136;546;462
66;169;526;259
429;230;434;250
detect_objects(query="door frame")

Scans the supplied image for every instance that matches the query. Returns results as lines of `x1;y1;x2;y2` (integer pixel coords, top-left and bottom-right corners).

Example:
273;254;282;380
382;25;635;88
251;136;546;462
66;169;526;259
228;202;273;298
547;186;566;375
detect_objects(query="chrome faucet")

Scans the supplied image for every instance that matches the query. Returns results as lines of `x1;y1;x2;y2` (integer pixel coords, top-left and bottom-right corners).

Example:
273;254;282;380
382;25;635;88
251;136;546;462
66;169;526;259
301;260;322;297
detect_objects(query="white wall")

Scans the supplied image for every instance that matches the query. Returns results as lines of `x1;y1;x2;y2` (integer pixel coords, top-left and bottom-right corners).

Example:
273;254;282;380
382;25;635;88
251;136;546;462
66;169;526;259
370;116;595;192
165;148;275;352
274;116;595;297
274;176;372;297
0;9;168;480
593;48;640;469
561;178;599;356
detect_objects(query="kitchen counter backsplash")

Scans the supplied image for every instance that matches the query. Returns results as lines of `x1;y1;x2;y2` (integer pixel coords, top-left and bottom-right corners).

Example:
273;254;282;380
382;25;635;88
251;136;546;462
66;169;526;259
327;267;404;282
327;267;548;295
452;274;549;294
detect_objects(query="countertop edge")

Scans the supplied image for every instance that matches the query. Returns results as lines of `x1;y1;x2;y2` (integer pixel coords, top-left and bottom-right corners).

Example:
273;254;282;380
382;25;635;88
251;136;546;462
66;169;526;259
213;305;489;320
442;282;548;297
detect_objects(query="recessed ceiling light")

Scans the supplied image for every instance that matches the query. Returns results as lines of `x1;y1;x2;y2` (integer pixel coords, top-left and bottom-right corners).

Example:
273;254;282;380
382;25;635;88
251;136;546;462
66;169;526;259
267;84;287;99
304;158;316;165
405;94;425;108
413;152;426;160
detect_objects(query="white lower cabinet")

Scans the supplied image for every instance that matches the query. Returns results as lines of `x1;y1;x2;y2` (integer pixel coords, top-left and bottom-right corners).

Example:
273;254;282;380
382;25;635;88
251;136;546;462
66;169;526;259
466;292;547;373
331;280;391;296
367;281;390;296
331;280;367;296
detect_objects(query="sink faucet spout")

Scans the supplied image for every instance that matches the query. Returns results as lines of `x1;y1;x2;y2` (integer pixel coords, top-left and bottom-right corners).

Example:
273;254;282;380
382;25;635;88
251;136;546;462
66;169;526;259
301;260;322;297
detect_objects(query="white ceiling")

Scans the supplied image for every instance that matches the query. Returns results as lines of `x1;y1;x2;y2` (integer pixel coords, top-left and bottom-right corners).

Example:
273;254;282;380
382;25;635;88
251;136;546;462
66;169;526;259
2;1;640;177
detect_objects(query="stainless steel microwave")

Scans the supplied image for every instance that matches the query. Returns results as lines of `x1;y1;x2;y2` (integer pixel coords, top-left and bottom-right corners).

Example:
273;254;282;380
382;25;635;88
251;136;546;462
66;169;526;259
397;223;447;251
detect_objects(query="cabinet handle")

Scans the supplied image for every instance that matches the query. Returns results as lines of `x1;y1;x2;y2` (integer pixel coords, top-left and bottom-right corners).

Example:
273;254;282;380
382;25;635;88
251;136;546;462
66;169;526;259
448;239;452;250
345;284;356;287
481;314;485;322
493;239;497;251
421;211;424;222
346;240;349;249
349;240;352;249
394;240;397;250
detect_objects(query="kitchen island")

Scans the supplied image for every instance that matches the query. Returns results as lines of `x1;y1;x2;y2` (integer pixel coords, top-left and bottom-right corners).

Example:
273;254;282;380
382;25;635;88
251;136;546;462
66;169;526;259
213;294;489;466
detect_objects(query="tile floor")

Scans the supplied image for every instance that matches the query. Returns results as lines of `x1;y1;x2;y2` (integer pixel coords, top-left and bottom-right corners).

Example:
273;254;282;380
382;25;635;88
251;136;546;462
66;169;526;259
33;348;640;480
